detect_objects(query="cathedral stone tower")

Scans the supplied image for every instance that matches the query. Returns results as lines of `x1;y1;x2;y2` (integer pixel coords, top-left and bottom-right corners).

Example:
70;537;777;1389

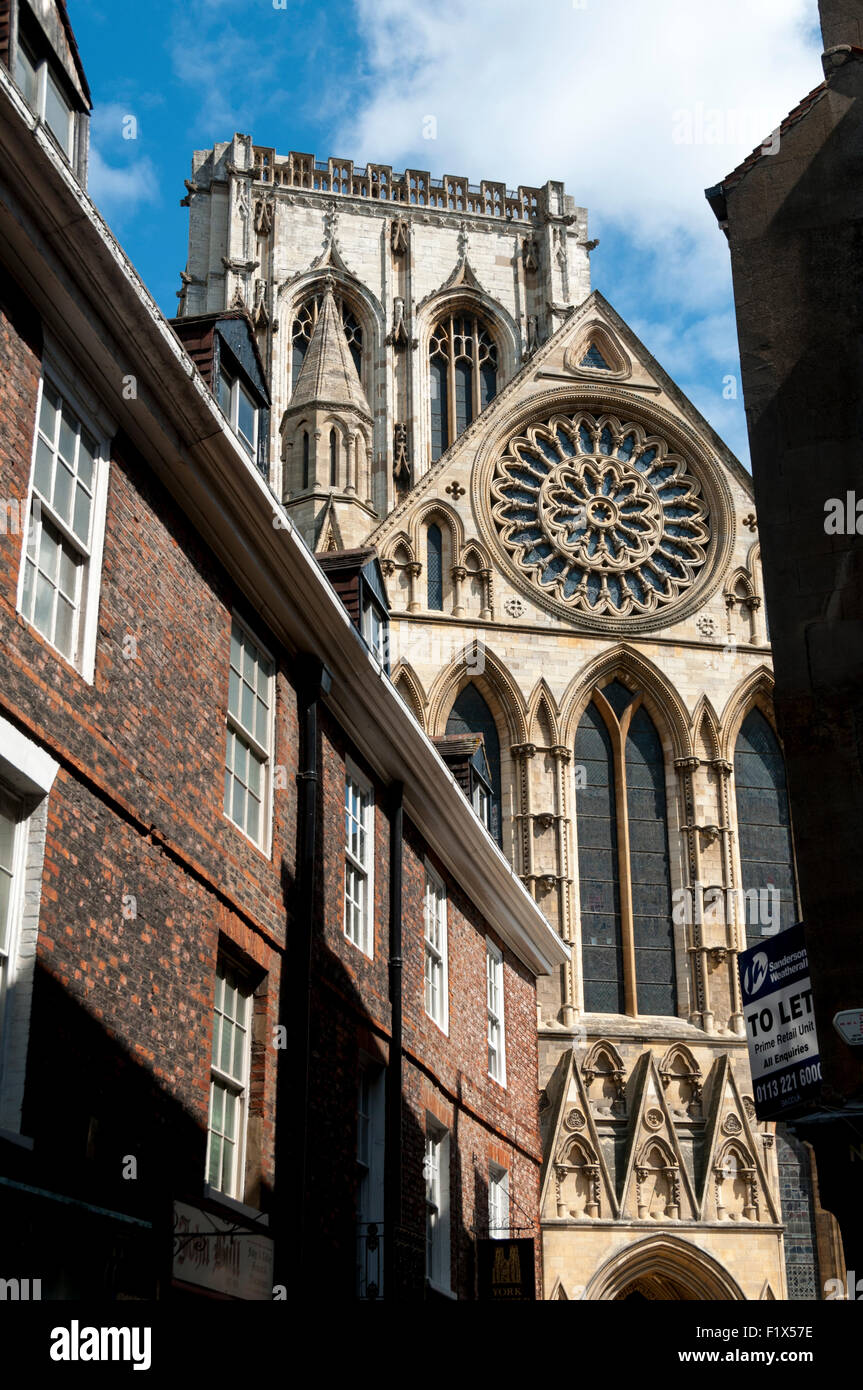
279;276;374;550
178;136;836;1301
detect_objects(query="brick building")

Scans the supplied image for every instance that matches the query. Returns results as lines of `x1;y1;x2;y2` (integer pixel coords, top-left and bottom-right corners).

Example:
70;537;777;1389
0;0;566;1301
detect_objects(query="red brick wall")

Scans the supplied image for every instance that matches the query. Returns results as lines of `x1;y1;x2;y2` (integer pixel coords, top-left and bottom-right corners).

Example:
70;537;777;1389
0;286;296;1213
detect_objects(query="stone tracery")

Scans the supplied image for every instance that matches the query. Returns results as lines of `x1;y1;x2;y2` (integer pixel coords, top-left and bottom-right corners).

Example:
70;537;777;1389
491;410;709;618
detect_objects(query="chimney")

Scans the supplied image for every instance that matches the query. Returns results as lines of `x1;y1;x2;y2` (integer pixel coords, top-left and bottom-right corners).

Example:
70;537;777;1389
819;0;863;52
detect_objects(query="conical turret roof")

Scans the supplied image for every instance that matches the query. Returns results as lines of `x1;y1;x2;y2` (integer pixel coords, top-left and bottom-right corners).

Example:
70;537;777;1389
290;278;371;419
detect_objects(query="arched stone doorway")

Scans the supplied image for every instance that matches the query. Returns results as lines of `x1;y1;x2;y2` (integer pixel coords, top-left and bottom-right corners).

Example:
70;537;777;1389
584;1235;744;1301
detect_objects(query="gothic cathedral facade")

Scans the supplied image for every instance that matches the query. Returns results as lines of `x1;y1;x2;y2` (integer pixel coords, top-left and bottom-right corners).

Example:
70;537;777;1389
178;135;821;1300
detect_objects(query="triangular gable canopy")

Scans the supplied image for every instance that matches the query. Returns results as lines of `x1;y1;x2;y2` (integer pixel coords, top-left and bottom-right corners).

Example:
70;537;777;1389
369;287;753;558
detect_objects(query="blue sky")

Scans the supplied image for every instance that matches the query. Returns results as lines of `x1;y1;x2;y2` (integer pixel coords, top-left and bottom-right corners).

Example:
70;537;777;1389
71;0;825;467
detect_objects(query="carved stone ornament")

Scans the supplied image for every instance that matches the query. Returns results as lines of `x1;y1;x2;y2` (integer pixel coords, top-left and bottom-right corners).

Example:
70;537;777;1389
504;596;526;618
393;423;411;490
564;1108;586;1132
696;614;717;637
722;1114;743;1137
391;216;410;255
254;197;274;236
644;1108;664;1131
742;1096;757;1120
491;411;709;620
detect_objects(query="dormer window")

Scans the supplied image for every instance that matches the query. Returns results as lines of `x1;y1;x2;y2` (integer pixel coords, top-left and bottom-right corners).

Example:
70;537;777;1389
317;549;391;675
14;41;75;160
219;368;259;458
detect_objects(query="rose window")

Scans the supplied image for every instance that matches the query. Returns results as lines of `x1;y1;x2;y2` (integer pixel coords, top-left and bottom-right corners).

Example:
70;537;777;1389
491;411;709;616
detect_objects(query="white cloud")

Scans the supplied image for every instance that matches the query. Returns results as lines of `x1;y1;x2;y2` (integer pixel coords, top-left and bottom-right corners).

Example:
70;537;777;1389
88;146;159;221
335;0;823;463
339;0;819;252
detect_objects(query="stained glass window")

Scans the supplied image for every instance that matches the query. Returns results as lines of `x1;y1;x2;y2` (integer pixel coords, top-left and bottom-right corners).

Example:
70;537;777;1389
576;702;624;1013
734;709;796;948
626;707;676;1015
576;683;677;1017
427;524;443;611
428;312;497;461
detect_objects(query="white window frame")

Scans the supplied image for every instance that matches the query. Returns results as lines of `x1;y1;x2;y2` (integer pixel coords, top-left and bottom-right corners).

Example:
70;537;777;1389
424;1118;451;1295
488;1163;510;1239
344;761;375;958
486;938;507;1087
472;775;491;830
0;715;58;1135
14;37;75;159
218;365;259;459
223;614;275;855
16;368;110;684
205;958;253;1202
423;862;448;1034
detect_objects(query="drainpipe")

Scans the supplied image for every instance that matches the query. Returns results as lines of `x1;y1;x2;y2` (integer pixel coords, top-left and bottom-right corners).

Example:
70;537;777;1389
384;781;404;1299
277;654;331;1298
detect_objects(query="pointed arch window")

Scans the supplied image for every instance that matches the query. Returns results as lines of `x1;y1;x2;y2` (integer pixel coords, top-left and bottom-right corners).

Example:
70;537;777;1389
734;708;797;949
329;429;338;487
302;431;310;489
427;524;443;611
428;311;497;461
575;679;677;1016
446;683;502;846
291;293;364;393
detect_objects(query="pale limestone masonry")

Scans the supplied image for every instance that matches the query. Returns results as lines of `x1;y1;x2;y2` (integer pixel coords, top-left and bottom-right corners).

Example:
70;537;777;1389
179;140;797;1301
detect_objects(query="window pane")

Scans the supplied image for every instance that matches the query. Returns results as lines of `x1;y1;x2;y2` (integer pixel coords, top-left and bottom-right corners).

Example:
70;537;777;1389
242;641;255;687
33;437;54;498
219;370;232;416
58;405;78;467
255;696;268;747
34;570;55;634
58;544;78;598
237;385;256;447
14;44;38;108
45;71;73;155
207;1132;222;1188
38;522;59;579
241;679;254;732
39;386;59;442
54;595;75;655
72;484;91;544
53;460;74;525
21;558;35;618
78;433;96;490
